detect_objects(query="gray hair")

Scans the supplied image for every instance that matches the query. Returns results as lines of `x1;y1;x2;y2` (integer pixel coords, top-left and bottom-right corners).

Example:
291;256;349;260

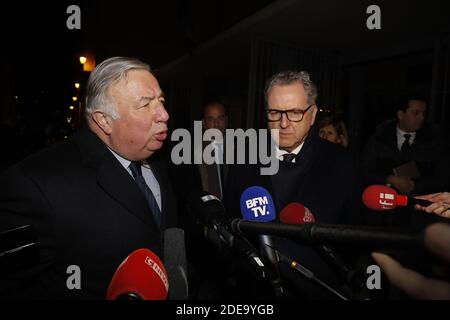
264;70;318;106
85;57;151;120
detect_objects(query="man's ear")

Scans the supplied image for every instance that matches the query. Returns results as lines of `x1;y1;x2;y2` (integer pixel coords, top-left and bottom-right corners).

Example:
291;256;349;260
92;111;113;135
397;110;404;122
310;105;318;126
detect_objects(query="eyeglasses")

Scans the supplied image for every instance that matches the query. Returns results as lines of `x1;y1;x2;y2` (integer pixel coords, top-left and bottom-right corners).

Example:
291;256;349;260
266;104;315;122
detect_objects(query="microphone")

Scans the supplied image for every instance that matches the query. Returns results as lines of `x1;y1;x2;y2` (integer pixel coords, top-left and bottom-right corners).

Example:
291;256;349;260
362;185;432;211
279;203;363;289
189;191;268;280
240;186;283;297
231;219;423;249
265;244;348;300
106;248;169;300
164;228;189;300
240;186;277;222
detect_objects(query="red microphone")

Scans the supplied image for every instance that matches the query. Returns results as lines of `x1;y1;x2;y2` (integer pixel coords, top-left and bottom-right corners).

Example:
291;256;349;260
106;248;169;300
279;202;315;224
362;185;432;211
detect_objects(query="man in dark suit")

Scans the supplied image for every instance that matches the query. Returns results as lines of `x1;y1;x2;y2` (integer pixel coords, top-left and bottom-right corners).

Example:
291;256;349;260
0;57;177;299
362;97;449;196
169;102;231;299
224;70;362;299
197;102;228;200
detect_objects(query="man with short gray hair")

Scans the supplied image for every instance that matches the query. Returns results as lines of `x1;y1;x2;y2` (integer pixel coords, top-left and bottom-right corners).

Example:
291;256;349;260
0;57;178;299
225;70;362;299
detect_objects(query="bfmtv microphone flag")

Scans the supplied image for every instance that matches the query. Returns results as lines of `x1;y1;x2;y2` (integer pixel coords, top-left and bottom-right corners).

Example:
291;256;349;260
240;186;276;222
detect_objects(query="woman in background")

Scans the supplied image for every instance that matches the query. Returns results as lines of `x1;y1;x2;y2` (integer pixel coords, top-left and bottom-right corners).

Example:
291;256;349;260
318;116;349;147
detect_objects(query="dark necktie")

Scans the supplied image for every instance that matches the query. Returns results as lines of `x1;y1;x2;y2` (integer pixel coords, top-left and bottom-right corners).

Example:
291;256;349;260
400;134;412;153
129;161;161;228
282;153;296;163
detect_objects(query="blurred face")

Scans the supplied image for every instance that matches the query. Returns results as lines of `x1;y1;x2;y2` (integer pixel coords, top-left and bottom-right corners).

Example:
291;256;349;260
319;124;342;144
397;100;426;133
203;103;227;134
108;69;169;161
267;82;317;152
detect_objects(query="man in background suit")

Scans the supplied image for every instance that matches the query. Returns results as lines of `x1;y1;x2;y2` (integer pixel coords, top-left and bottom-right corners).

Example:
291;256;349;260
197;102;228;199
0;57;177;299
361;97;449;229
362;96;449;196
169;101;231;299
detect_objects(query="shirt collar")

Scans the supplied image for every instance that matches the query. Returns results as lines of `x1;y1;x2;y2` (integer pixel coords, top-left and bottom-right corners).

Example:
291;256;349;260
397;126;416;141
276;143;304;161
108;147;131;170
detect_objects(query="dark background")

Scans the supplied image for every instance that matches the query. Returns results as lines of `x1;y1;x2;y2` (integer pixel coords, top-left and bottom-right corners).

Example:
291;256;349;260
1;0;450;164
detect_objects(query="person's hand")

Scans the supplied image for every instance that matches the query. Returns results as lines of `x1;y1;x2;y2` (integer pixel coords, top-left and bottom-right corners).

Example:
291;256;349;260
372;223;450;300
415;192;450;218
386;175;415;195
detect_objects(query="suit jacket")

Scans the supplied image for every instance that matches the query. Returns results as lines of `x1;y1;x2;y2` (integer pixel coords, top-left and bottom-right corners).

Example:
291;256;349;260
196;140;228;200
361;120;449;194
224;127;362;299
0;127;177;299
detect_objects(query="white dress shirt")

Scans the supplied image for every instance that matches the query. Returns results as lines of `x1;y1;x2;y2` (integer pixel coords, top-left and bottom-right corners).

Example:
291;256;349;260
276;143;304;163
396;126;416;151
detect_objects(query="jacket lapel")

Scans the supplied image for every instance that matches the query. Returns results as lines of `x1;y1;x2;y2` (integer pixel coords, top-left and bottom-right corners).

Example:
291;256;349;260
75;127;159;231
96;157;159;230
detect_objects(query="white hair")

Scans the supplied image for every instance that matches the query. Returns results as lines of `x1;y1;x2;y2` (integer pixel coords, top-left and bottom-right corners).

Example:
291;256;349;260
264;70;318;106
85;57;151;120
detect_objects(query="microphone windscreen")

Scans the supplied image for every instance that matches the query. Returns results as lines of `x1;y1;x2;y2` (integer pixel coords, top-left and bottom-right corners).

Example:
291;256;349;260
106;248;169;300
279;203;315;224
164;228;189;300
188;190;224;224
240;186;276;222
362;185;398;211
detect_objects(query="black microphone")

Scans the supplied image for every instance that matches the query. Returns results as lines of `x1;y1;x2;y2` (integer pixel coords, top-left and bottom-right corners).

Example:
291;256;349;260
231;219;424;250
265;244;348;300
279;203;355;285
164;228;189;300
239;186;284;297
188;191;269;280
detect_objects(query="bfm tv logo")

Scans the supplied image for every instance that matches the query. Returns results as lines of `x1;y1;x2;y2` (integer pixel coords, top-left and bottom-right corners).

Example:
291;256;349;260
245;197;271;218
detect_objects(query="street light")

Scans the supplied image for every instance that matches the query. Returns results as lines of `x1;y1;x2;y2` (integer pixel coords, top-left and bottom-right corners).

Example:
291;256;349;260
72;97;78;102
75;83;80;89
79;56;87;65
69;106;75;110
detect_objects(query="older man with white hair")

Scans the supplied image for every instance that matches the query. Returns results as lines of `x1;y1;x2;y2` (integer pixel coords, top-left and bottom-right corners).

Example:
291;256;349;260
0;57;177;299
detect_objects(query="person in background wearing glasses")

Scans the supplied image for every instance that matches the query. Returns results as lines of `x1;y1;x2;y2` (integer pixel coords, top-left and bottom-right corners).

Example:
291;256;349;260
225;70;363;299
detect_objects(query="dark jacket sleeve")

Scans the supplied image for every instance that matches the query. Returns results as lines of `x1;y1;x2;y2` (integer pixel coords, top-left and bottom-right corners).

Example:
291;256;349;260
361;135;389;186
0;165;59;298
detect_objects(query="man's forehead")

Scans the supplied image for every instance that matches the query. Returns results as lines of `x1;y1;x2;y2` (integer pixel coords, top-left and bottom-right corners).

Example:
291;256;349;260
204;103;225;114
407;99;427;111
